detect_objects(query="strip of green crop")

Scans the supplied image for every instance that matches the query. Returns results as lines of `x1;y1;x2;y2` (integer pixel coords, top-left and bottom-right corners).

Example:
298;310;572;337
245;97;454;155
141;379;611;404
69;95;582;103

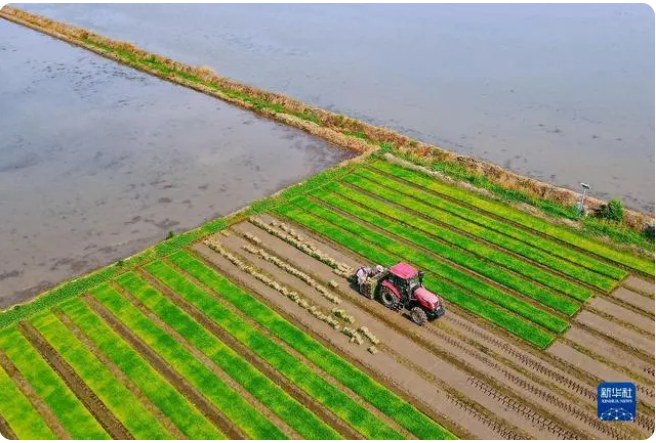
313;186;587;310
355;166;627;281
59;298;225;440
29;311;172;439
89;284;287;440
116;271;341;440
291;197;568;333
0;327;109;439
277;206;554;349
166;252;457;439
146;260;407;440
337;176;617;292
370;161;654;276
274;205;554;349
0;363;56;439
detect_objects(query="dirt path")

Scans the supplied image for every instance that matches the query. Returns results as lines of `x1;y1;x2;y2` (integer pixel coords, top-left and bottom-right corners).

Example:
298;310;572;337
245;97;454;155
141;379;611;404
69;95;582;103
0;349;70;439
575;310;654;358
18;321;132;439
0;413;16;440
611;287;655;315
226;225;645;439
210;233;630;439
54;308;187;440
84;296;244;440
588;297;654;334
194;242;511;439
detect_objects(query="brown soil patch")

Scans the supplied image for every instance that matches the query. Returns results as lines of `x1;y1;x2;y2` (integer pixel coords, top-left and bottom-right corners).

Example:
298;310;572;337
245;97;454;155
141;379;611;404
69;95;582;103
611;287;655;314
137;268;361;440
588;298;654;334
624;277;656;297
0;349;70;439
18;321;132;439
53;308;186;439
575;310;654;358
0;413;16;440
84;296;244;440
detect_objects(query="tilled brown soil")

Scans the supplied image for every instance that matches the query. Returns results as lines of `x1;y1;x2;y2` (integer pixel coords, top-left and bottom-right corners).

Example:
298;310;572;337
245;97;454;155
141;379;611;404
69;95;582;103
205;229;631;439
624;277;656;296
575;310;654;358
0;348;69;439
587;298;655;334
18;321;132;439
611;287;655;315
232;216;654;439
84;296;244;440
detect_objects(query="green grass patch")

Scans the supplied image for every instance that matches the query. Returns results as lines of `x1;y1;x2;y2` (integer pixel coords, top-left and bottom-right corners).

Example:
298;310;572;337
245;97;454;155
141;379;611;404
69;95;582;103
355;166;627;281
337;176;618;292
370;161;654;276
116;271;340;440
30;310;172;439
275;204;555;348
0;363;56;439
166;252;456;439
291;197;569;333
0;327;109;439
314;186;588;309
58;298;224;440
146;259;407;440
90;283;286;440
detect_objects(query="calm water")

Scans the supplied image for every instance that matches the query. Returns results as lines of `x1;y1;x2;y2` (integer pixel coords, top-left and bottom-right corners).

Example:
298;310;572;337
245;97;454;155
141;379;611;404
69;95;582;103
0;19;353;307
19;3;656;211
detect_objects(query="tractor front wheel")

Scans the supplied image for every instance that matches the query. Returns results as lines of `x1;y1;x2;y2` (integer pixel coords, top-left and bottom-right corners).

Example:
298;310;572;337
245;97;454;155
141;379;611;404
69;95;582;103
410;307;428;326
379;287;399;310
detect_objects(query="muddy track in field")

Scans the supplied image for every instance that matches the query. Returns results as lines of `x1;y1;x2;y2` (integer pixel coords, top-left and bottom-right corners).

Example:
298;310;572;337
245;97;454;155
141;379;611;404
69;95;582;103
111;280;301;440
202;236;604;439
18;321;132;439
53;308;187;440
84;296;244;440
191;242;503;439
364;165;654;278
0;414;16;440
136;268;363;440
0;349;70;439
236;216;653;438
228;222;643;439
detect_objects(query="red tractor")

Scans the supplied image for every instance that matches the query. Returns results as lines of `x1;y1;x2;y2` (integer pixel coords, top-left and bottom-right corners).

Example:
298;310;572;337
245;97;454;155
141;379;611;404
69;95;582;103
355;262;445;325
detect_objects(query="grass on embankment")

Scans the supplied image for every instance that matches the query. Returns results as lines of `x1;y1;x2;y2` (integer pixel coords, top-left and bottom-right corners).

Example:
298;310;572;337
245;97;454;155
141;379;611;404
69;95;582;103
370;162;654;277
274;203;556;349
167;252;457;440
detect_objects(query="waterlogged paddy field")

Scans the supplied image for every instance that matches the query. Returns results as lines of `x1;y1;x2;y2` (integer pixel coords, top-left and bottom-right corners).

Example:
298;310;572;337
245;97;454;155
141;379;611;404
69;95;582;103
19;3;656;211
0;156;653;439
0;20;353;308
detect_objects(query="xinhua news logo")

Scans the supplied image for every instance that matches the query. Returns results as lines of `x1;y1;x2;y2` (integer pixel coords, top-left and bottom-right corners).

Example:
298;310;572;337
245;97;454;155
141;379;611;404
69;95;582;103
597;382;636;422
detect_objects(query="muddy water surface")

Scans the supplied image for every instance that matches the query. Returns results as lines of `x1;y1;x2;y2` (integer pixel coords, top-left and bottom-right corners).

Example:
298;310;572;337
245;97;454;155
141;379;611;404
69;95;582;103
18;3;655;211
0;19;353;307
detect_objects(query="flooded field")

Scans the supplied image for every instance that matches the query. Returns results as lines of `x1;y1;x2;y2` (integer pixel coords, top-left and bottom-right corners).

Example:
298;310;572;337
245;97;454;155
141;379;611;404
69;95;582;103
18;3;655;211
0;19;353;307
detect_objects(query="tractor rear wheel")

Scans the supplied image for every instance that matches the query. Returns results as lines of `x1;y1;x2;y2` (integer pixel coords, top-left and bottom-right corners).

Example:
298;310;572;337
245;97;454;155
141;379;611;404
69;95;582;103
379;287;399;310
410;307;428;326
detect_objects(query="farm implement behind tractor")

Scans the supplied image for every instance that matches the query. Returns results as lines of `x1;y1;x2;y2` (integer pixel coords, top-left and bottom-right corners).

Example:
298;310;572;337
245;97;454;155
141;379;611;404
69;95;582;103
355;262;446;325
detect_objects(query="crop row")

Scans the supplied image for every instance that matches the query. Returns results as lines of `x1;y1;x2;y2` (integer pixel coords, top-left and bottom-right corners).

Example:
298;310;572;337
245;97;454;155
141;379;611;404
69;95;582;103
291;197;568;332
89;283;286;440
356;166;626;282
314;184;587;309
275;203;555;349
0;327;109;439
145;259;405;439
115;270;340;440
166;251;457;439
370;161;653;277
